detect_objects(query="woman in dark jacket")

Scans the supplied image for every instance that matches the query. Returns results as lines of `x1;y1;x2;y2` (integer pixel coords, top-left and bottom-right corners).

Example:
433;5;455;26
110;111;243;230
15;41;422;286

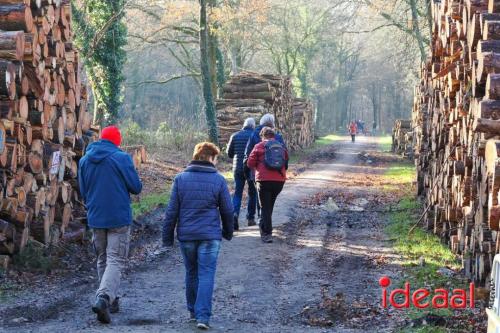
247;127;288;243
162;142;234;330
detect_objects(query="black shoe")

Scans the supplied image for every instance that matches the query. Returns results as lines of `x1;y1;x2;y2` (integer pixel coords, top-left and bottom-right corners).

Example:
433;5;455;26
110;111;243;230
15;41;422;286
233;215;239;231
110;297;119;314
188;312;196;323
261;234;273;243
92;295;111;324
247;218;256;226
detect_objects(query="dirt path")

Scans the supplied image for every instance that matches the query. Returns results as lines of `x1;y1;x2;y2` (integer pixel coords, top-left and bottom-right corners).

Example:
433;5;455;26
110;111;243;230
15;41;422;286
1;136;406;333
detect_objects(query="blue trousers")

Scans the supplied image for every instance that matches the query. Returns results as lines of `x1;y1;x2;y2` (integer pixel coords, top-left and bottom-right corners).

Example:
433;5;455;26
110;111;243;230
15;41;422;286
232;170;257;219
179;240;221;324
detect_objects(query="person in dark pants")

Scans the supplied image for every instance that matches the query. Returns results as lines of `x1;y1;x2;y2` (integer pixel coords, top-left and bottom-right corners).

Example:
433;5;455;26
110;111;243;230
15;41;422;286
244;114;286;218
162;142;233;330
226;118;257;230
247;127;288;243
78;126;142;324
349;121;358;143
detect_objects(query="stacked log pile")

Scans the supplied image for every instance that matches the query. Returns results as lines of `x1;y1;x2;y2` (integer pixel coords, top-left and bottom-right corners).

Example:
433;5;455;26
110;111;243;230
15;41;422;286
391;119;413;157
413;0;500;285
0;0;96;259
217;72;313;150
292;98;314;149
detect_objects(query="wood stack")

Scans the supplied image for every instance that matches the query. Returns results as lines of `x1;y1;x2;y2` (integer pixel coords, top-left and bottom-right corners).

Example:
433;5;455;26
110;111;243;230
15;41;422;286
412;0;500;286
217;71;299;148
292;98;314;150
0;0;96;258
391;119;413;157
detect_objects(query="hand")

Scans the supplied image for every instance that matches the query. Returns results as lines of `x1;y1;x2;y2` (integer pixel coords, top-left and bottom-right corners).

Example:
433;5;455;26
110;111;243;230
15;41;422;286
243;164;251;179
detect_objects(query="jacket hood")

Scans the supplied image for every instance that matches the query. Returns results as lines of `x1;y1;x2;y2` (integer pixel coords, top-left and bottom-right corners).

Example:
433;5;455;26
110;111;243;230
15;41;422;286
85;140;119;164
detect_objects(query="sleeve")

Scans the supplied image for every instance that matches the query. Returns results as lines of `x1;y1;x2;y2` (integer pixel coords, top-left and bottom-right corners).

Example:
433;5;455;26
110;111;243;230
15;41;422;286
77;160;87;203
226;134;235;159
117;154;143;195
284;147;289;170
244;133;257;161
247;144;259;170
218;178;234;241
162;177;180;246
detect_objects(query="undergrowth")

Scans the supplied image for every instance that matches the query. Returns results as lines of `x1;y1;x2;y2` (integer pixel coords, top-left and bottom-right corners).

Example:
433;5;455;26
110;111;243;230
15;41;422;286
11;242;58;274
384;164;472;332
132;191;170;219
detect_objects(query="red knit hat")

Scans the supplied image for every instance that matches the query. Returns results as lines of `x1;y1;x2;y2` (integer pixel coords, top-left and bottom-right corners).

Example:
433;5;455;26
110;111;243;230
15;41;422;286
101;126;122;147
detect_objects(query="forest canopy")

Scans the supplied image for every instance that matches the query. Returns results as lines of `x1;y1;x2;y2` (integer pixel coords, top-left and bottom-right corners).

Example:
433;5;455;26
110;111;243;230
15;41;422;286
81;0;429;138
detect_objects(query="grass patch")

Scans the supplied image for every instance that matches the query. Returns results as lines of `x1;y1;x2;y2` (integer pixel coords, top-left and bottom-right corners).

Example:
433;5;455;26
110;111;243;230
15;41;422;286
132;191;170;219
221;170;234;183
379;136;393;152
384;163;416;185
386;196;467;332
289;134;341;164
315;134;343;146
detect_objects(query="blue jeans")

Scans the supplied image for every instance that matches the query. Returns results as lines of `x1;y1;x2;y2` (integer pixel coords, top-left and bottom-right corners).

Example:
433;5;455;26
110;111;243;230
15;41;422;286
232;170;257;219
179;240;221;324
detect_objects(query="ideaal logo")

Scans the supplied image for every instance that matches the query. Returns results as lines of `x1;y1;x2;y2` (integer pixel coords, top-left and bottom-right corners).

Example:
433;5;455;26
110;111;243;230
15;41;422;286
379;276;475;309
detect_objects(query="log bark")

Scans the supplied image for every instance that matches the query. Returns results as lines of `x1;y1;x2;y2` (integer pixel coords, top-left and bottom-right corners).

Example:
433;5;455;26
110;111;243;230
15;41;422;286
0;4;32;32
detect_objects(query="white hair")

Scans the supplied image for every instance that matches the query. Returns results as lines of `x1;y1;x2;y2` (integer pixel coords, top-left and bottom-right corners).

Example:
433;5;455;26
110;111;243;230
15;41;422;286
243;118;255;128
260;113;275;127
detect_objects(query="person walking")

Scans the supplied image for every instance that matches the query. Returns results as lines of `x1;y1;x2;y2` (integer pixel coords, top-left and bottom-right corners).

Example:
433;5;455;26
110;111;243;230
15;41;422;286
247;127;288;243
162;142;233;330
245;114;285;159
226;118;257;230
244;114;286;217
349;121;358;143
78;126;142;324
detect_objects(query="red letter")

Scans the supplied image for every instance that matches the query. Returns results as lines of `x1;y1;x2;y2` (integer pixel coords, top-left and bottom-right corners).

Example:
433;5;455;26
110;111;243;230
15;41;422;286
470;283;475;308
432;289;449;308
450;289;466;309
390;282;410;308
379;276;391;308
382;288;387;308
412;289;430;308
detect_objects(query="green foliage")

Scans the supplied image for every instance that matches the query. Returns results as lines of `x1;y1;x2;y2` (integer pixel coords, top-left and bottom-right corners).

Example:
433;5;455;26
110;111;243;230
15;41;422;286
12;242;57;274
120;120;207;153
72;0;127;126
132;192;170;219
386;197;467;332
122;121;148;144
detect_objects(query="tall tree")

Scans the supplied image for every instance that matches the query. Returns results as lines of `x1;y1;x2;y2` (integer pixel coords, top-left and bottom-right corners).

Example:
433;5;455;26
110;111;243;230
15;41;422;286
200;0;219;144
72;0;128;126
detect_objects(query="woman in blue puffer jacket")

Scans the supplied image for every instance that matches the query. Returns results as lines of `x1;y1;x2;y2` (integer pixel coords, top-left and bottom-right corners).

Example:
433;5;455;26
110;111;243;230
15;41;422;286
162;142;233;330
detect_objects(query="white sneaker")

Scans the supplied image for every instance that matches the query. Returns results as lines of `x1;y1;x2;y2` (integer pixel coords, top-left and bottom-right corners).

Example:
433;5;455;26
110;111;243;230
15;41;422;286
197;322;210;330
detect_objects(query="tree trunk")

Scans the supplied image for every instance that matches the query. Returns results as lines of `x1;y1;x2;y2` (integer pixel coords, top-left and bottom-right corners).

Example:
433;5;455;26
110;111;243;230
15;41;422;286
410;0;427;62
200;0;218;144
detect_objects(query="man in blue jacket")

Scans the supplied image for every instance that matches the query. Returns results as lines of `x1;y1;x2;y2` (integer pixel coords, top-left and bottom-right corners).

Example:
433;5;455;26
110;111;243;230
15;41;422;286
244;113;286;162
226;118;257;230
78;126;142;324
